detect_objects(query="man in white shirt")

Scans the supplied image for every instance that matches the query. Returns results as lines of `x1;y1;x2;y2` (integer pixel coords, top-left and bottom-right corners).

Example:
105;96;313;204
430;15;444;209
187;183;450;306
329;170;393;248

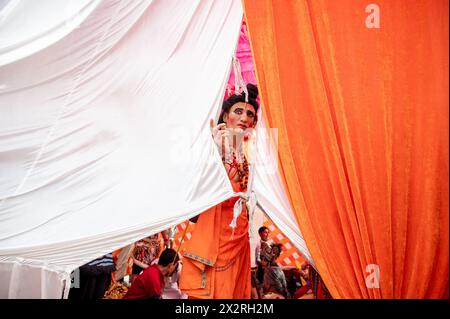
255;226;272;266
254;226;273;295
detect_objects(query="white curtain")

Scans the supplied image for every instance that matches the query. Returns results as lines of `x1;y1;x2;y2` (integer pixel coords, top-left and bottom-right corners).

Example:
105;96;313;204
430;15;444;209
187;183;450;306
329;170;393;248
253;118;314;266
0;0;102;66
0;0;312;298
0;0;243;298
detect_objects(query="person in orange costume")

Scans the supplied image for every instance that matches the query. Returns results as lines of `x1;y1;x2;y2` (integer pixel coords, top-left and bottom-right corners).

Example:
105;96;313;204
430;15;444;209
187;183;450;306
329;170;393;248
179;84;259;299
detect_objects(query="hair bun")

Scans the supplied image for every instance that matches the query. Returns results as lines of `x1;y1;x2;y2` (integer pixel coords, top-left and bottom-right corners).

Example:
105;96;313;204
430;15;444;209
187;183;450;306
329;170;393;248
246;83;258;99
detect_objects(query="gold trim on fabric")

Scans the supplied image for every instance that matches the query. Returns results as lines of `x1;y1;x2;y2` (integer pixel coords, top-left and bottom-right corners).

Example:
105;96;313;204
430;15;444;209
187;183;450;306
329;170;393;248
215;257;237;272
183;252;214;266
201;270;206;288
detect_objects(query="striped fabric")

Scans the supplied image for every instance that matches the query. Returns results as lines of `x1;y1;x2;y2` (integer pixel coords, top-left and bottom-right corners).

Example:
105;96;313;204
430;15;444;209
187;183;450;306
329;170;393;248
80;253;116;275
88;253;114;267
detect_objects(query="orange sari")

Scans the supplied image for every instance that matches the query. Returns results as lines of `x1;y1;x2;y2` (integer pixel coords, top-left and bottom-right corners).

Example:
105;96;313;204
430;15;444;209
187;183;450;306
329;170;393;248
179;179;251;299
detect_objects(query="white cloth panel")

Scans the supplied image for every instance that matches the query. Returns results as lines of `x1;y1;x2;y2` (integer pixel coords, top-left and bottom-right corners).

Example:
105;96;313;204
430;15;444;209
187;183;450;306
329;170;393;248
253;118;315;266
0;0;102;66
0;0;243;297
0;257;70;298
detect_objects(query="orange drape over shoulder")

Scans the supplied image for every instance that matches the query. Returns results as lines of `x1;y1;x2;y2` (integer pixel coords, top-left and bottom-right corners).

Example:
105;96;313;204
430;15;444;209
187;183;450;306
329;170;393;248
180;183;251;299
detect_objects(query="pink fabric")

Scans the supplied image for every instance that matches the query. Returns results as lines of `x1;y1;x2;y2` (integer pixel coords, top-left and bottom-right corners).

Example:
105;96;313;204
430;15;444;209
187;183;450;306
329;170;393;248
225;21;257;99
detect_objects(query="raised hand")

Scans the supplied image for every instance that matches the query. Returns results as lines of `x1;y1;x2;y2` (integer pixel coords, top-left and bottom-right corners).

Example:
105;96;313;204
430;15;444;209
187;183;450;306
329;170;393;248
210;119;232;163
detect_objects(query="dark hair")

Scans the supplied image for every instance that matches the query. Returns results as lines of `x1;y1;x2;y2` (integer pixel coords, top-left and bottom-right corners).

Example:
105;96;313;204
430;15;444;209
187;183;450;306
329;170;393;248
158;249;179;267
258;226;269;235
218;83;259;125
270;243;282;259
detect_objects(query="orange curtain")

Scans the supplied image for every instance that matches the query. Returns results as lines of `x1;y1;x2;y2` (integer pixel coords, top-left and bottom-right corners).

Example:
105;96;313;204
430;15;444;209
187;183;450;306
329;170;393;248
243;0;448;298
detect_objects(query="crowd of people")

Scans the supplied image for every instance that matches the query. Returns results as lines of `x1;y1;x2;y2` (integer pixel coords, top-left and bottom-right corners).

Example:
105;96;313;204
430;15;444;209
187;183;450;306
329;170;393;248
68;224;326;300
251;226;314;299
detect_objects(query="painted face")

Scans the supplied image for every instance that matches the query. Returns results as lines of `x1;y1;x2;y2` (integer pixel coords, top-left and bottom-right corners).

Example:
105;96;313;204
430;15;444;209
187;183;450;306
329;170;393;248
223;102;256;130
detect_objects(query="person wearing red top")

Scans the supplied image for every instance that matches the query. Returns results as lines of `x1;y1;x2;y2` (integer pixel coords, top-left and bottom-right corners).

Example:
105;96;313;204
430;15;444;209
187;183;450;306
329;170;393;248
124;248;179;299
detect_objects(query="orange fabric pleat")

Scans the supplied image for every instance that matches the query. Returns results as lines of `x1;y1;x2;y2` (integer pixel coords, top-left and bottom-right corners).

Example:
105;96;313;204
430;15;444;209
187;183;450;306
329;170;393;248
180;188;251;299
243;0;448;298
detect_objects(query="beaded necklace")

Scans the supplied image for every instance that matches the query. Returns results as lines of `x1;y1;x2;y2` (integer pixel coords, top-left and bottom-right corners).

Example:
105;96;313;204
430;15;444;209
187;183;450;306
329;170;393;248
226;152;249;191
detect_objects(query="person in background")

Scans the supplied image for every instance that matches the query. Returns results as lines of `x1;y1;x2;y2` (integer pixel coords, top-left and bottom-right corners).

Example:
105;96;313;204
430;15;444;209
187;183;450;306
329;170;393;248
292;261;312;299
161;258;187;299
111;245;134;284
261;243;289;299
255;226;272;285
68;253;116;300
149;249;187;299
255;226;271;266
124;248;180;299
131;234;161;283
161;229;174;249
